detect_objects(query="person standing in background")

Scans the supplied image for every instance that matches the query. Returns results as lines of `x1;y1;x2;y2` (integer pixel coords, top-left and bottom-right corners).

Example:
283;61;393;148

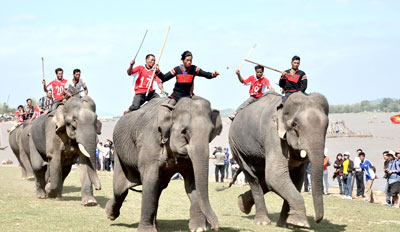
333;153;344;195
223;148;230;179
210;147;226;183
342;152;354;199
359;152;376;203
354;148;365;198
323;148;330;194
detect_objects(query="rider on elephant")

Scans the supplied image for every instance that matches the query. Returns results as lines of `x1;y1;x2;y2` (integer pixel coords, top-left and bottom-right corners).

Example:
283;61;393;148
124;54;166;114
64;68;89;98
156;50;219;103
279;55;308;103
229;65;275;121
155;51;220;143
43;67;68;110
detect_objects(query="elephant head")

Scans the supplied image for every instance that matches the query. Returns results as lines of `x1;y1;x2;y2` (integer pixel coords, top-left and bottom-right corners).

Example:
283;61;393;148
54;96;102;190
158;96;222;229
276;92;329;223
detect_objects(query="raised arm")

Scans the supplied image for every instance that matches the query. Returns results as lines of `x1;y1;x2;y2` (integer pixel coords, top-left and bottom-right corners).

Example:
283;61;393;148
127;60;135;75
197;67;219;79
235;69;245;83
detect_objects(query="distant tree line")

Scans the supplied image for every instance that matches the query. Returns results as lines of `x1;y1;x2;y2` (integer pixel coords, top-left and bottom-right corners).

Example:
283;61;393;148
330;98;400;113
0;103;16;114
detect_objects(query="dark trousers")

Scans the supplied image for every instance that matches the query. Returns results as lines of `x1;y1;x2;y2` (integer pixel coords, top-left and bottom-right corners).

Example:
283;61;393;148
215;165;225;182
129;91;159;111
104;158;110;171
355;171;365;196
96;157;100;171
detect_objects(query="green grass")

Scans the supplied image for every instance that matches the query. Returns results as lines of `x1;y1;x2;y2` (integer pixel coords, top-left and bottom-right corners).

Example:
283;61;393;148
0;166;399;232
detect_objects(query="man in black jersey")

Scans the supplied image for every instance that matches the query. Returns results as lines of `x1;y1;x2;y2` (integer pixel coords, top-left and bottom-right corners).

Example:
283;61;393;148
279;56;308;102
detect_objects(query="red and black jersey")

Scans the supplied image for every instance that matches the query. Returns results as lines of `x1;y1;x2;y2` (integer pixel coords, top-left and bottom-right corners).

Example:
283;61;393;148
279;69;307;93
157;65;214;101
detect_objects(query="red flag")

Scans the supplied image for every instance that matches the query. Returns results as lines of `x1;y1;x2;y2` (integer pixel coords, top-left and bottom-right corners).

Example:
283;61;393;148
390;114;400;124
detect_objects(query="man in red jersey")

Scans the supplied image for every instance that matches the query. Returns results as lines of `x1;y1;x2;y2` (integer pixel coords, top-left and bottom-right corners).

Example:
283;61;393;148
124;54;166;114
13;105;24;123
29;105;41;123
43;68;68;109
229;65;275;120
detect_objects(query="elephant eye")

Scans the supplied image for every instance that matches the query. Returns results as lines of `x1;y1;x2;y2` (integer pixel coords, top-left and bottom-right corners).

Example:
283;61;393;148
292;121;298;127
181;128;187;134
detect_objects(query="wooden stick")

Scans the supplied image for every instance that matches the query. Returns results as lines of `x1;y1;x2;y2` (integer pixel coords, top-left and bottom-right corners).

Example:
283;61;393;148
133;29;148;61
244;59;285;74
238;44;256;70
146;26;170;96
41;57;45;84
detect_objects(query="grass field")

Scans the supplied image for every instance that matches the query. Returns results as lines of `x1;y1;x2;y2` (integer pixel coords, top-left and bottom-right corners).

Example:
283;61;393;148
0;166;399;232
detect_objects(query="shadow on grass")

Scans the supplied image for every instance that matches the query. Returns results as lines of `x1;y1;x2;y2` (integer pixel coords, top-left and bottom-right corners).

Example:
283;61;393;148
242;213;346;232
61;195;110;209
62;185;81;194
111;219;241;232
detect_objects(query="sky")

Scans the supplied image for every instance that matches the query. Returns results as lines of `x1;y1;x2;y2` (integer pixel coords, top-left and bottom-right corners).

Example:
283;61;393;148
0;0;399;116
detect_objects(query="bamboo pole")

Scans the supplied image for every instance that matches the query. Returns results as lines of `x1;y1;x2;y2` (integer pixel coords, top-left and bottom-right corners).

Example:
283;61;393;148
146;26;170;96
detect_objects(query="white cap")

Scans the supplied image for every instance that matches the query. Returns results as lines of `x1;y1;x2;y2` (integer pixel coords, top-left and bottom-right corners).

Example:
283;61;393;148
343;151;350;156
324;148;328;156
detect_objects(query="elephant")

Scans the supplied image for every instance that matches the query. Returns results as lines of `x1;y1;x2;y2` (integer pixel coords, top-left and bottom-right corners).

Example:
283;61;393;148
29;96;102;205
228;92;329;228
105;96;222;232
9;122;34;180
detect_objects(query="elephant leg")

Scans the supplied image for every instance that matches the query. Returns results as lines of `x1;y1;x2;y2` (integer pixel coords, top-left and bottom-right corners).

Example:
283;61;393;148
265;155;309;228
247;178;271;226
138;164;160;232
57;165;72;199
277;163;307;227
183;170;210;232
106;155;130;220
79;162;97;206
46;153;63;198
29;136;46;198
18;143;34;180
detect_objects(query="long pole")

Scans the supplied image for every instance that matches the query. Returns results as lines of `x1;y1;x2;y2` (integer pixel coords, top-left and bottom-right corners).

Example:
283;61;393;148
244;59;285;74
146;26;170;96
41;57;45;84
238;44;256;70
133;29;148;61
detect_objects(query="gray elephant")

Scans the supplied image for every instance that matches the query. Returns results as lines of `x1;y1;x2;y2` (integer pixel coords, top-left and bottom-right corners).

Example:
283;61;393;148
29;96;102;205
9;122;34;180
106;96;222;232
229;92;329;228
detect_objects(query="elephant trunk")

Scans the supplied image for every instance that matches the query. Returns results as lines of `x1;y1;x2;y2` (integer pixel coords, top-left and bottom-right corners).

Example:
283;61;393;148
77;130;101;190
308;145;325;223
188;135;219;230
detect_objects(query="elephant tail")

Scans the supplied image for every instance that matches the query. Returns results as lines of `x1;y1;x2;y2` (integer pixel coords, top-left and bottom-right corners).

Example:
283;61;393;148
215;169;242;192
129;187;142;193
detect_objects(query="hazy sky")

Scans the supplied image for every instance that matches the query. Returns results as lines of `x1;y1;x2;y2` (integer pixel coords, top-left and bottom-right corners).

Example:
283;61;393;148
1;0;399;116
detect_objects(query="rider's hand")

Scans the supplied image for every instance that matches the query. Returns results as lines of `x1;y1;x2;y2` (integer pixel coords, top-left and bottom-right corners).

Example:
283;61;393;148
130;60;135;66
212;71;219;78
235;69;240;76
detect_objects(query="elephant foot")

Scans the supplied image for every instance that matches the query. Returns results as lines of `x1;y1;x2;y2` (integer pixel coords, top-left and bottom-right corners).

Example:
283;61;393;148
82;196;97;207
237;193;254;214
253;215;271;226
105;199;120;220
138;225;158;232
36;188;47;199
189;218;210;232
286;213;310;229
26;176;35;181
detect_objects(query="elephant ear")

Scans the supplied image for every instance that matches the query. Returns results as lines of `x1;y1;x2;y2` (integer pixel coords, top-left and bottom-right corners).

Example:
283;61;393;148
53;105;66;133
274;105;287;140
96;120;102;135
210;109;222;142
157;103;174;144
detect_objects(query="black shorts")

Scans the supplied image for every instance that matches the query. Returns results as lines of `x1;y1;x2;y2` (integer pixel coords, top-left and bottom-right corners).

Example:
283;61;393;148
388;182;400;196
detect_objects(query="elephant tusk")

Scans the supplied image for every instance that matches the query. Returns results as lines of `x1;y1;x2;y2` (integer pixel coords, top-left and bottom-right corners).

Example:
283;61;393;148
300;150;307;158
78;143;90;158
